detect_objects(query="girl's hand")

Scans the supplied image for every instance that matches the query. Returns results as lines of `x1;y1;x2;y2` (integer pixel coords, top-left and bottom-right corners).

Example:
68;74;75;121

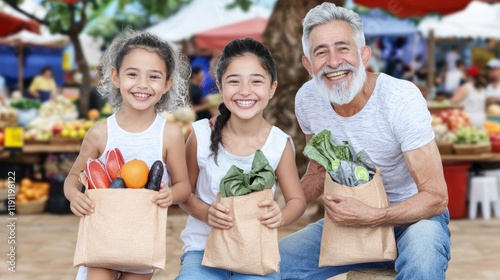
257;199;283;229
69;191;94;217
207;202;233;229
152;182;173;208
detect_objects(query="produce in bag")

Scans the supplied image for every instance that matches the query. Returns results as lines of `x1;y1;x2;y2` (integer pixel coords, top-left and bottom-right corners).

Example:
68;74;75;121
303;129;396;266
303;129;376;186
202;149;280;275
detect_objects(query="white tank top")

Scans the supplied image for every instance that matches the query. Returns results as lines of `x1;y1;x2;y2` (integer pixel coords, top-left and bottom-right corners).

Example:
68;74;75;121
180;119;293;252
461;83;487;129
98;113;169;184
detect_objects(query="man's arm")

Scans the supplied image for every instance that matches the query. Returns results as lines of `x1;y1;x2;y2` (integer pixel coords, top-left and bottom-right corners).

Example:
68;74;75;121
301;134;326;204
380;140;448;225
323;140;448;227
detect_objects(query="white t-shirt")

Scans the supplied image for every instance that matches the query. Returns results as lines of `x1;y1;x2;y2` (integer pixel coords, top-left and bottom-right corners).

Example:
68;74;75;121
486;83;500;98
295;73;434;204
180;119;292;252
461;83;487;129
444;69;463;94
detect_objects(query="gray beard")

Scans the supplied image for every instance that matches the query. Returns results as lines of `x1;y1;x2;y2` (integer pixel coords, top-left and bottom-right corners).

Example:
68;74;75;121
313;61;367;106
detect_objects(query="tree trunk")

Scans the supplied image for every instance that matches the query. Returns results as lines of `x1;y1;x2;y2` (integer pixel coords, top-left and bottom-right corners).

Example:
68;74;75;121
262;0;345;176
70;34;91;118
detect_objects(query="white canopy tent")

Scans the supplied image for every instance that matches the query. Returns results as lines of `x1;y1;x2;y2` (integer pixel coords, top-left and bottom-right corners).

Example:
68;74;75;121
418;1;500;39
146;0;271;42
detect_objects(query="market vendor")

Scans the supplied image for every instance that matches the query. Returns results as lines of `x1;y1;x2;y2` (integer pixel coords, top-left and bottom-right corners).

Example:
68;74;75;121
28;66;57;102
449;65;487;128
486;58;500;105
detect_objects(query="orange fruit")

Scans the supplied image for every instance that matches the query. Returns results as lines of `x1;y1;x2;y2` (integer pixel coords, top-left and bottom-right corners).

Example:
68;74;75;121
120;159;149;188
87;109;100;120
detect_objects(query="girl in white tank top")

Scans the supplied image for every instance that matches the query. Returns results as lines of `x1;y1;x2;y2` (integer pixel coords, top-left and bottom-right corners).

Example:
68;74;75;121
64;29;191;279
177;38;306;279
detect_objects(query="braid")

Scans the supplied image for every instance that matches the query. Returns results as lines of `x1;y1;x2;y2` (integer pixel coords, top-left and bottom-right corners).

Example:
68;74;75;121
210;103;231;164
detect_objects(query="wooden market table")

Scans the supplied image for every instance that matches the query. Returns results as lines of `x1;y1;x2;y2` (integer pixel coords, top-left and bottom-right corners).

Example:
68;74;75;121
441;153;500;162
0;139;82;160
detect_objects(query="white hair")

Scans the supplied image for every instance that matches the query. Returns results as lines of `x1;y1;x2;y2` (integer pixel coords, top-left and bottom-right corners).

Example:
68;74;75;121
302;3;365;59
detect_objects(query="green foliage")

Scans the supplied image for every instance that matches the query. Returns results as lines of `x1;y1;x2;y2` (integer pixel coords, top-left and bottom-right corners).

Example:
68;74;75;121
226;0;252;11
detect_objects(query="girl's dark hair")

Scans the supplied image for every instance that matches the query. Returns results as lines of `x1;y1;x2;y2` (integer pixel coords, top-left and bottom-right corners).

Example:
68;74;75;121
97;27;189;113
473;75;487;89
210;38;277;163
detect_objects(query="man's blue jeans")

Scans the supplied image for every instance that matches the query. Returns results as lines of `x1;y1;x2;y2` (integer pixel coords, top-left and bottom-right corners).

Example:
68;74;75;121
279;209;451;279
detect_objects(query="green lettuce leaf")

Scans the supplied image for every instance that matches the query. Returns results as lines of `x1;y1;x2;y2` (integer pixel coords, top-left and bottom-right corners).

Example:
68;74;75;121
219;150;276;197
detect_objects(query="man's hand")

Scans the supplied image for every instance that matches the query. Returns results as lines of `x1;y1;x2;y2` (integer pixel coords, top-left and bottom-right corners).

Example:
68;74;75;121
323;194;382;227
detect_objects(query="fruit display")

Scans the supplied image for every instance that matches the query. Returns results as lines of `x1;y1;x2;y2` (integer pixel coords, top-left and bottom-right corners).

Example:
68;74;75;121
432;109;471;132
38;95;78;120
16;178;49;204
453;126;490;145
23;118;95;142
54;119;95;139
433;124;455;143
483;121;500;135
487;104;500;116
0;107;18;129
431;113;456;154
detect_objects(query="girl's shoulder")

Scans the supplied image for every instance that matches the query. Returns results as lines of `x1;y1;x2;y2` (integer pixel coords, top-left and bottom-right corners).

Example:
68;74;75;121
162;118;184;140
86;120;107;137
82;120;108;153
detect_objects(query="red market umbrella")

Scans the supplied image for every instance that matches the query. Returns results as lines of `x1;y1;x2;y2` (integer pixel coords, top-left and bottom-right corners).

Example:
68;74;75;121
195;17;268;51
354;0;500;18
0;11;40;37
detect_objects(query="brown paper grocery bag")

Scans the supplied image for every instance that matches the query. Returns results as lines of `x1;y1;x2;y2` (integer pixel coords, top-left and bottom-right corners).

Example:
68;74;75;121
202;189;279;275
73;184;168;270
319;169;397;267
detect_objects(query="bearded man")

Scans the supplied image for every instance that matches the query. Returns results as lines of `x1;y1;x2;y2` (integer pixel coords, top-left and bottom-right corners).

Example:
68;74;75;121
278;3;450;279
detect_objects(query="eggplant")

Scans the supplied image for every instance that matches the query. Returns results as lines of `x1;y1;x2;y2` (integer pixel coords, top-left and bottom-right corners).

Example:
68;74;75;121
109;177;126;189
146;160;164;191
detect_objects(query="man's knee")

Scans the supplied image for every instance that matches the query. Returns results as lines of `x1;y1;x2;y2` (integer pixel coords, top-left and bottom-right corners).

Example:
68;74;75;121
397;219;450;268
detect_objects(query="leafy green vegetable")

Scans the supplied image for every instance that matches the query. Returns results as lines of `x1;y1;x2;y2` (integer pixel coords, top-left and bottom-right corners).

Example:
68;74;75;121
303;129;376;187
10;99;41;110
219;150;276;198
303;130;356;172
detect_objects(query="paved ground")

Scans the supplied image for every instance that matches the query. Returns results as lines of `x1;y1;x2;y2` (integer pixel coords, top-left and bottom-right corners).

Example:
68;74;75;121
0;205;499;279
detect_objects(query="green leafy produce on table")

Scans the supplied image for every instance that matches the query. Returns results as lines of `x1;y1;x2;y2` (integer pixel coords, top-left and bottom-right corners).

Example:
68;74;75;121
453;126;490;145
9;98;41;110
303;129;376;187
